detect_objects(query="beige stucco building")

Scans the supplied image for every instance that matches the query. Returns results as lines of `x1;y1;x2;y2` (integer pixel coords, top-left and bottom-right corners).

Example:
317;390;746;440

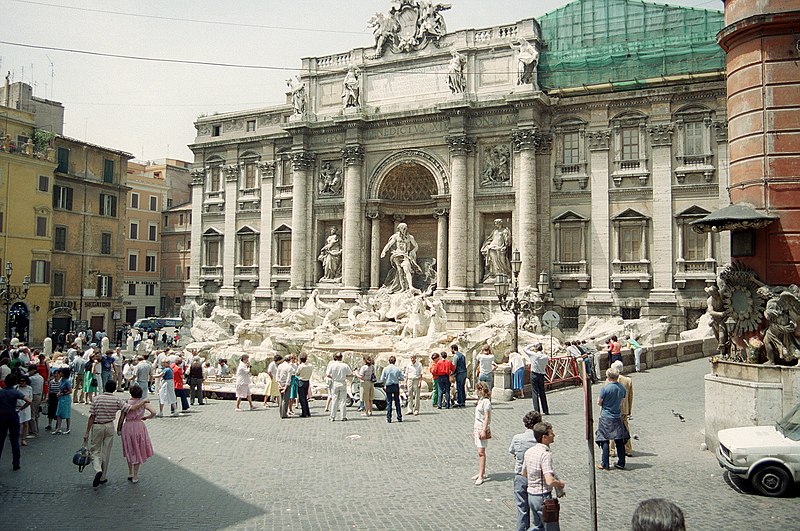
186;0;731;337
161;201;192;317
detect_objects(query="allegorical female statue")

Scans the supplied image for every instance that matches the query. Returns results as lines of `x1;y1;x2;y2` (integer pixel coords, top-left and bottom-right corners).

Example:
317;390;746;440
318;227;343;282
480;219;511;281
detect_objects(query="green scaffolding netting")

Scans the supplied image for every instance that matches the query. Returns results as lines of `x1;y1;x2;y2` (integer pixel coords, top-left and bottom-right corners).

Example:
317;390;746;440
538;0;725;90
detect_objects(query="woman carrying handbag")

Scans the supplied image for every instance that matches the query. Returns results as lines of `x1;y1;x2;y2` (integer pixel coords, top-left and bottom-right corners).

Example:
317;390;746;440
521;421;566;531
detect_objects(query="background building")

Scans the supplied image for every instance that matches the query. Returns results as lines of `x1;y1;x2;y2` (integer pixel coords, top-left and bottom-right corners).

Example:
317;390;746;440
0;106;57;343
187;0;730;337
161;201;192;317
1;77;64;135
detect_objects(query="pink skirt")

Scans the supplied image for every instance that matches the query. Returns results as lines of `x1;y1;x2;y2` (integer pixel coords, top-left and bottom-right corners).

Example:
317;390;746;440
121;419;154;465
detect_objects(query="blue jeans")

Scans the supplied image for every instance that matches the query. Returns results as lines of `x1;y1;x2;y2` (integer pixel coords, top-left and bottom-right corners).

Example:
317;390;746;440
0;412;21;468
436;376;451;408
600;439;626;469
176;388;190;411
478;372;493;391
531;372;549;415
514;474;530;531
385;383;402;422
528;492;554;531
455;372;467;406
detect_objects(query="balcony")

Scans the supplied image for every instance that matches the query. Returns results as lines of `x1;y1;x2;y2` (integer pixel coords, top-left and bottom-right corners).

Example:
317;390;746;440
674;258;716;289
275;184;293;197
239;187;260;198
611;158;649;186
611;260;651;289
200;265;223;279
553;161;589;190
272;264;291;278
551;261;590;289
675;154;714;183
235;265;259;278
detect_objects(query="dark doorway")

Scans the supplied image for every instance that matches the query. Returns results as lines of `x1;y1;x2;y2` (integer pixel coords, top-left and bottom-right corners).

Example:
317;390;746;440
125;308;137;326
9;302;29;342
90;315;104;334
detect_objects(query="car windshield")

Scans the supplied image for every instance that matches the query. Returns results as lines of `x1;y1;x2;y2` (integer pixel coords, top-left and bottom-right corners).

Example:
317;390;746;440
776;402;800;441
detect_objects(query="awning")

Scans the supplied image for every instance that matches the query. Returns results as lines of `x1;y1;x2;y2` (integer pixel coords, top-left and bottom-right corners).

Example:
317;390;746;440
690;204;778;233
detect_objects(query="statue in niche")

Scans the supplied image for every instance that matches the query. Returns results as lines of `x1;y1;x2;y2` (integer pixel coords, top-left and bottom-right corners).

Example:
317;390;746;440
318;161;343;196
318;227;343;282
481;145;511;186
381;222;421;292
447;50;466;94
480;219;512;282
760;286;800;364
510;38;540;89
342;65;361;109
286;76;306;116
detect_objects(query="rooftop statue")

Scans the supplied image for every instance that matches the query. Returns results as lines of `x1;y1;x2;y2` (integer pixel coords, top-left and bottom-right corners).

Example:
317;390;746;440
510;38;540;89
286;76;306;116
369;0;451;58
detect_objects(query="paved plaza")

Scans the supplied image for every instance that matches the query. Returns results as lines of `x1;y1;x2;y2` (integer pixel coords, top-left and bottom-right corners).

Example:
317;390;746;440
2;357;798;530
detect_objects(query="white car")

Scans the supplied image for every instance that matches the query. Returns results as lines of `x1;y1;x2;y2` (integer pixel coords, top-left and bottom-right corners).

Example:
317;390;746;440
716;401;800;497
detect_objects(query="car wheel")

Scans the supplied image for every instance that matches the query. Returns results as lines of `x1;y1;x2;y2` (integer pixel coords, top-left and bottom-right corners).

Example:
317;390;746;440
751;465;791;497
345;397;354;408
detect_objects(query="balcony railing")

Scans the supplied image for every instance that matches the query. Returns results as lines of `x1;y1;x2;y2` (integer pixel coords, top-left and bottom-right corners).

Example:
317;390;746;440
674;258;716;288
272;265;291;277
201;265;223;278
239;187;259;198
235;265;258;277
551;260;590;289
611;260;651;289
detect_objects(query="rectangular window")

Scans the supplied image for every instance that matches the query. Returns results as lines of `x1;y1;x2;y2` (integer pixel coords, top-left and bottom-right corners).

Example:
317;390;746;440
130;222;139;240
621;226;641;262
97;275;112;297
210;166;221;191
145;284;155;296
621;127;639;161
563;132;579;165
149;196;157;211
244;163;256;188
206;240;220;266
179;214;184;225
685;226;706;261
560;227;581;263
53;185;74;210
130;192;139;209
167;198;173;208
53;272;65;296
278;238;292;266
101;232;112;255
148;224;157;241
0;212;3;232
54;226;67;251
145;305;157;317
187;239;191;249
99;194;117;217
174;296;181;304
241;239;255;266
38;175;49;192
128;283;136;296
103;159;114;183
145;255;156;272
56;147;69;173
620;307;641;320
36;216;47;237
212;125;221;137
186;266;190;280
562;307;579;330
128;254;138;271
246;120;256;132
685;122;704;156
31;260;50;284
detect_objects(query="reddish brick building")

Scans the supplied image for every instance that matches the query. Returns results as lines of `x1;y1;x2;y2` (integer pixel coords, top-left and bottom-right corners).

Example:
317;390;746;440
715;0;800;285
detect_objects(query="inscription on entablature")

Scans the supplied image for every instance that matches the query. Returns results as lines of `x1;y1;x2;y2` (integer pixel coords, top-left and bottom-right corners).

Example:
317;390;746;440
366;63;450;103
363;120;448;140
467;114;516;130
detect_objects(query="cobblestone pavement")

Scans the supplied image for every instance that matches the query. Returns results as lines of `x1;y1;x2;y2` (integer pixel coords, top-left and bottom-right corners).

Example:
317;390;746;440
2;357;798;530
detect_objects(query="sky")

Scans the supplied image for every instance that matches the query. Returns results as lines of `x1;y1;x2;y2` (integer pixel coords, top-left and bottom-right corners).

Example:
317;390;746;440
1;0;723;162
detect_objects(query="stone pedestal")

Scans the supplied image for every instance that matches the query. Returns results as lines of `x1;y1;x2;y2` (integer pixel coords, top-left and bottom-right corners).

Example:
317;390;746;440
704;360;800;450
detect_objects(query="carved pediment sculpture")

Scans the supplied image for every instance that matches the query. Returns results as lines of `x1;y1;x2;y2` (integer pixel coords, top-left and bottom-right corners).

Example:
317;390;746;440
368;0;451;58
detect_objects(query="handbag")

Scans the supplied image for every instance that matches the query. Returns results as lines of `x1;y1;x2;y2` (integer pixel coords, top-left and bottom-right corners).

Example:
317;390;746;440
478;426;492;440
72;446;92;472
542;498;560;523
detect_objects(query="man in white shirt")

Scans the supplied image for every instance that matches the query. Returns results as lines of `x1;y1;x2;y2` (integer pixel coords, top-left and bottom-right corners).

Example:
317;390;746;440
524;343;550;415
404;353;423;415
325;353;352;421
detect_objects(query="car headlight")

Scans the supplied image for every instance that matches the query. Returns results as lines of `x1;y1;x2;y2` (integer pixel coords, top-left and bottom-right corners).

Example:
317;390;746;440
735;455;748;464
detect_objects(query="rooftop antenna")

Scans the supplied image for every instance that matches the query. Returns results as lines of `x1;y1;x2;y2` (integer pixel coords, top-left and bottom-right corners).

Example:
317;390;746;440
46;55;54;99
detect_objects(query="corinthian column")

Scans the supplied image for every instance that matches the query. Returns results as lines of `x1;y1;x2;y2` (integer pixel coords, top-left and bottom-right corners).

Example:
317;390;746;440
220;163;239;298
512;128;539;287
434;208;448;291
447;135;474;291
342;144;365;292
255;161;275;301
185;168;205;298
290;152;314;289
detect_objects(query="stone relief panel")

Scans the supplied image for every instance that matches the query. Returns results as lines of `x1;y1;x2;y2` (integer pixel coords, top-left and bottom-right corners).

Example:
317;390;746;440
477;56;513;88
480;144;512;187
318;161;343;197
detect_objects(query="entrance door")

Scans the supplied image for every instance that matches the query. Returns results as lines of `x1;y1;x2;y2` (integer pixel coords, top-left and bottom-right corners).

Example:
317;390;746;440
90;315;104;334
9;302;29;342
52;317;72;335
125;308;137;326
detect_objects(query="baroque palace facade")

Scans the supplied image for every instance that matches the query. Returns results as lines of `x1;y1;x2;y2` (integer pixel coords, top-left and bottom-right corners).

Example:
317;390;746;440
187;0;730;335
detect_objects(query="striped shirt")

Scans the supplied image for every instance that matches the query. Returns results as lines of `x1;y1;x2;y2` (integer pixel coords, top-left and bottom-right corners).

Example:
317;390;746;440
89;392;129;424
522;443;555;495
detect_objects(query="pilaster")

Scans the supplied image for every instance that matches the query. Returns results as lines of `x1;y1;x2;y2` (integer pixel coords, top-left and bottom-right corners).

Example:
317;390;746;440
446;135;474;292
220;164;239;297
648;123;678;303
587;129;612;303
255;161;275;299
185;168;205;298
434;208;449;291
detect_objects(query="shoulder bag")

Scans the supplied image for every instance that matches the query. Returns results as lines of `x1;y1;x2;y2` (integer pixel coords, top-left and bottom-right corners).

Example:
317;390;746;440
540;454;560;527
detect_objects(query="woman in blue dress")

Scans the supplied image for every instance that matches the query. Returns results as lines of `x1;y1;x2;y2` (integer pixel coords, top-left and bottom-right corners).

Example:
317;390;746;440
54;368;73;434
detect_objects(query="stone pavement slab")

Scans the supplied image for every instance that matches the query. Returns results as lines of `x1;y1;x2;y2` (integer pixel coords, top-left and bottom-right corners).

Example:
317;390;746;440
1;357;798;530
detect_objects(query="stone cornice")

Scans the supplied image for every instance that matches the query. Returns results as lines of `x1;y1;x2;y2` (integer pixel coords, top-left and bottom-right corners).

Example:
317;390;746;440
342;145;365;166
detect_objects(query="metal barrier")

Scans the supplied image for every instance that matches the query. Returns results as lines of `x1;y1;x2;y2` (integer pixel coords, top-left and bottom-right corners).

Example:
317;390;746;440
545;355;582;389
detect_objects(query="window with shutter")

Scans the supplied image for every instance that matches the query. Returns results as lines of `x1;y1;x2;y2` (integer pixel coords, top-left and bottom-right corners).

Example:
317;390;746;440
101;233;112;255
35;216;47;237
53;272;65;296
30;260;50;283
149;196;157;211
103;159;115;183
54;226;67;251
56;147;69;173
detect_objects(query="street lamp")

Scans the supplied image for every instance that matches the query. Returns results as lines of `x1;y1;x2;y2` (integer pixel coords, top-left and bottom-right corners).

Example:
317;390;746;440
495;249;524;353
0;261;31;341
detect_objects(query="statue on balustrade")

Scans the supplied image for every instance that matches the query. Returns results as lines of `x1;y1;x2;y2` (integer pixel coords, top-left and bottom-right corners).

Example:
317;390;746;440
286;76;306;116
510;38;540;89
318;227;343;282
381;222;421;292
480;219;512;282
342;65;361;109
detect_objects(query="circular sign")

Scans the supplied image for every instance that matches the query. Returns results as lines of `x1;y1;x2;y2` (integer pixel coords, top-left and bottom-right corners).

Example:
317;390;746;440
542;310;560;328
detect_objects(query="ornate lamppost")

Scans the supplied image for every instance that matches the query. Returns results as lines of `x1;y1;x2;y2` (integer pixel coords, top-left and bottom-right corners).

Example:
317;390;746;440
0;261;31;341
494;250;524;353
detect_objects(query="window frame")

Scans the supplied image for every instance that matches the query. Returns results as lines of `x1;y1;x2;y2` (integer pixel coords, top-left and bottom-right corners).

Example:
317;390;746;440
54;226;67;251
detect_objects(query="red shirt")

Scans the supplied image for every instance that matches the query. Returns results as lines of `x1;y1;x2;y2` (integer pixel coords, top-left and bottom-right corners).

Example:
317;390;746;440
429;360;440;377
438;359;455;376
171;363;185;390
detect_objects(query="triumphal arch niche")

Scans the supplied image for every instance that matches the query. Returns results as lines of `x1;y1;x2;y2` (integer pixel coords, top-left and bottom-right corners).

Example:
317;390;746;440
188;0;729;333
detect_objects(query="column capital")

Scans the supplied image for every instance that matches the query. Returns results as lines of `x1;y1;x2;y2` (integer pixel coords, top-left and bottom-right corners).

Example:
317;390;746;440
258;160;276;178
446;135;475;155
433;208;449;219
535;132;553;155
224;164;240;181
511;127;540;151
647;123;674;146
190;168;206;186
342;144;365;166
713;121;728;142
587;129;611;151
291;152;315;171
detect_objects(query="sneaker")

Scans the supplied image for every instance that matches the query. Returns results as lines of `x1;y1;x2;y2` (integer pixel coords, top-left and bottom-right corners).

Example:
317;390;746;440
25;434;36;439
341;418;348;421
63;430;71;435
614;463;625;470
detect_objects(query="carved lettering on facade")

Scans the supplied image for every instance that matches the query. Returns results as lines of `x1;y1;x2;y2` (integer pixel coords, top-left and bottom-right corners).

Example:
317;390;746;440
363;121;447;140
